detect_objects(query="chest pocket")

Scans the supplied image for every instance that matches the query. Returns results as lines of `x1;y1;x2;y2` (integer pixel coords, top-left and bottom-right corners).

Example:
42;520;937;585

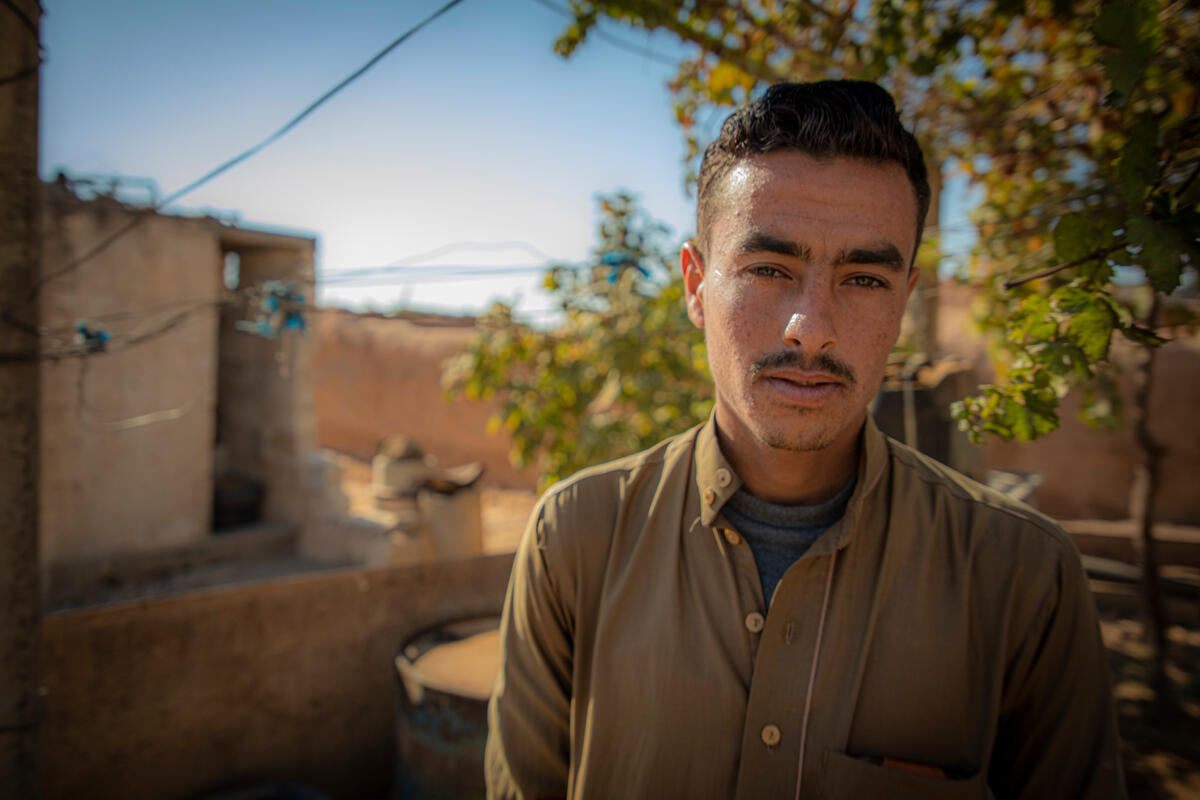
819;750;993;800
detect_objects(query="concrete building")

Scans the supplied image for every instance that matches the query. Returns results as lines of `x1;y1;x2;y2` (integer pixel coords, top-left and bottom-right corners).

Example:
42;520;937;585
38;178;321;604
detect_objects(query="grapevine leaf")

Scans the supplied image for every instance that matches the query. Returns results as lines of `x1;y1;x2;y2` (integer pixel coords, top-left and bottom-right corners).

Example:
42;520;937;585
1065;299;1117;360
1118;121;1159;207
1053;213;1093;263
1121;324;1167;347
1127;215;1185;292
1093;0;1161;53
1099;51;1150;102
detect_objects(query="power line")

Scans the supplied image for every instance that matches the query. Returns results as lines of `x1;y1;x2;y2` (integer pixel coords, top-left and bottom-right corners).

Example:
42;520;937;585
8;0;470;319
1;0;40;42
156;0;468;212
75;333;206;434
0;61;40;86
318;239;563;281
381;239;559;267
319;263;554;285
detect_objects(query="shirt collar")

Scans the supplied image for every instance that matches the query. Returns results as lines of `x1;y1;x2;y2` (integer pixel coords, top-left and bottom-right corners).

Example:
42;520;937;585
693;411;891;542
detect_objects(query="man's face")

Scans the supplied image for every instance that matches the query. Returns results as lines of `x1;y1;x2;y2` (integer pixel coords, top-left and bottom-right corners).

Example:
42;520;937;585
683;152;920;455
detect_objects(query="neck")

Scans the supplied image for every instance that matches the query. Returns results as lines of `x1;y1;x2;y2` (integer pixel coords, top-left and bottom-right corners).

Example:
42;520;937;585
715;410;864;506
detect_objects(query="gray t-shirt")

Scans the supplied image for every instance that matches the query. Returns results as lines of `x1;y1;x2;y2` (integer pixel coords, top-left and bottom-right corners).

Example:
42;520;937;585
721;476;856;607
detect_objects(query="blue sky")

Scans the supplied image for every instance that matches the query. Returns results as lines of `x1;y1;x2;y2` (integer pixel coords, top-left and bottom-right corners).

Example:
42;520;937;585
38;0;971;318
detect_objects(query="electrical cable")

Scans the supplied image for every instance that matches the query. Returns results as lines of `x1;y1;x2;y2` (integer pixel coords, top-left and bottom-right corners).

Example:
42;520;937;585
0;292;234;363
75;340;206;434
0;0;44;85
1;0;40;42
373;239;558;267
318;263;558;285
9;0;470;317
0;61;40;86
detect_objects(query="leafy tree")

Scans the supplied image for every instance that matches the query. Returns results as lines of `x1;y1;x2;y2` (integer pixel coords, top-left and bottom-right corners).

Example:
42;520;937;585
533;0;1196;703
443;192;712;490
550;0;1196;424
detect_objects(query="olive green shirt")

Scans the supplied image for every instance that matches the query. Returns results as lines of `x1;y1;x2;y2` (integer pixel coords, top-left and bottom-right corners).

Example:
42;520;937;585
486;415;1125;799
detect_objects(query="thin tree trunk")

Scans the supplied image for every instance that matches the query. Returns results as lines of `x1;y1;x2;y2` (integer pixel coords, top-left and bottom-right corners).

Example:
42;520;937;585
1129;295;1170;710
0;0;44;794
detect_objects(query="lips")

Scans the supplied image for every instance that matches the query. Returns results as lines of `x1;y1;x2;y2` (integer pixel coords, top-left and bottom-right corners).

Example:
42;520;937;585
761;371;846;406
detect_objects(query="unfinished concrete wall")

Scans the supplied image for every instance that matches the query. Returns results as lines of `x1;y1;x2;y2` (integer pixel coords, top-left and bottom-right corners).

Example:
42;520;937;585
41;553;514;800
312;312;536;489
39;189;221;565
217;232;317;531
38;188;320;572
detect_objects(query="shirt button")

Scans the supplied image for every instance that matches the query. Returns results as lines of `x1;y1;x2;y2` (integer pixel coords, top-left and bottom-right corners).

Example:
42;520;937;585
723;529;741;546
703;487;716;506
761;724;781;747
715;468;732;487
744;612;764;633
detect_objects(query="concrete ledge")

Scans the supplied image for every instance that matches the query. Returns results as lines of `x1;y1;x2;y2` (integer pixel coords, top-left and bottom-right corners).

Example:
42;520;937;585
43;521;299;610
42;552;514;800
1063;519;1200;569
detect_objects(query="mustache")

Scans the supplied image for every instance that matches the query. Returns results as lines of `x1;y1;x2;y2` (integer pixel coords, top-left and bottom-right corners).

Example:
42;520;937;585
750;350;857;385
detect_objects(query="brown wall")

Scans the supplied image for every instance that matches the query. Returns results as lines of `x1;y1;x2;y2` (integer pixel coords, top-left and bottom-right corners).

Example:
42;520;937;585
39;191;222;564
312;287;1200;523
312;313;536;489
42;553;514;800
937;283;1200;524
985;337;1200;522
38;187;319;568
217;237;318;530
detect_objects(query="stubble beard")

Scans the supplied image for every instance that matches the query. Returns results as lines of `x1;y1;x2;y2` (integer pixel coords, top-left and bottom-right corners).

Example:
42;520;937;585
753;406;842;452
745;349;858;452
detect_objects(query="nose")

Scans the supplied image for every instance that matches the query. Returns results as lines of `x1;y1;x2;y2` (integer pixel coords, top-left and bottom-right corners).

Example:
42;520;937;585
782;283;837;354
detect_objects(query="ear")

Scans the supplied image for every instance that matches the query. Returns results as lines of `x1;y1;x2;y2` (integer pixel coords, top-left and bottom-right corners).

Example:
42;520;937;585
681;241;706;329
905;264;921;301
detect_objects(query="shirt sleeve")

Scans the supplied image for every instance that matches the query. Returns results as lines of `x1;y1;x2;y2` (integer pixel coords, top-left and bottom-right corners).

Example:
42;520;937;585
486;499;574;800
989;533;1127;799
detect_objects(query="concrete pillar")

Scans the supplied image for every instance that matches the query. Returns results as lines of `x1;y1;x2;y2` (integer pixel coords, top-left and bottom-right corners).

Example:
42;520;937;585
0;1;43;795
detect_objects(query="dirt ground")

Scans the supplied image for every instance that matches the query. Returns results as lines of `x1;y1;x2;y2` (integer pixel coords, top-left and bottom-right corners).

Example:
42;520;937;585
1100;597;1200;799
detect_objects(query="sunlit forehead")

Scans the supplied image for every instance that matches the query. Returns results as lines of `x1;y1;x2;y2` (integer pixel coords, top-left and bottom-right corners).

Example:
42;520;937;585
726;163;755;194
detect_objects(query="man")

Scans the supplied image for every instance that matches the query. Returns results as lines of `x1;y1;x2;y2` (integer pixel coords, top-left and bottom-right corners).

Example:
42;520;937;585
486;81;1124;799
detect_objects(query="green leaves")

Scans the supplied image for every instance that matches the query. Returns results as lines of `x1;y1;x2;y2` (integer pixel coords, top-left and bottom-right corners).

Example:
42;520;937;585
1093;0;1162;102
1126;214;1184;293
1118;121;1160;208
1063;293;1117;361
951;384;1061;445
1052;213;1094;264
1093;0;1161;53
545;0;1194;451
443;193;712;489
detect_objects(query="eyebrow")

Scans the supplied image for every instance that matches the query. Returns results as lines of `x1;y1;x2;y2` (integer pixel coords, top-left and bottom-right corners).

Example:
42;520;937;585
733;231;908;272
733;231;811;261
833;244;906;272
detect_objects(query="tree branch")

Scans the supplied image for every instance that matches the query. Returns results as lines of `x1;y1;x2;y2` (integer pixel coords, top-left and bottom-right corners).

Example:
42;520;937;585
1002;243;1125;290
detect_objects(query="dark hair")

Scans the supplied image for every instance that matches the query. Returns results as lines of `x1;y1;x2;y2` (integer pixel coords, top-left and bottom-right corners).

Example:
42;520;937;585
696;80;930;261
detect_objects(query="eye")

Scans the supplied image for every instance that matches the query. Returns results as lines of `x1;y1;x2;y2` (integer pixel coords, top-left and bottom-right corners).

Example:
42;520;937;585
845;274;887;289
748;264;788;279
